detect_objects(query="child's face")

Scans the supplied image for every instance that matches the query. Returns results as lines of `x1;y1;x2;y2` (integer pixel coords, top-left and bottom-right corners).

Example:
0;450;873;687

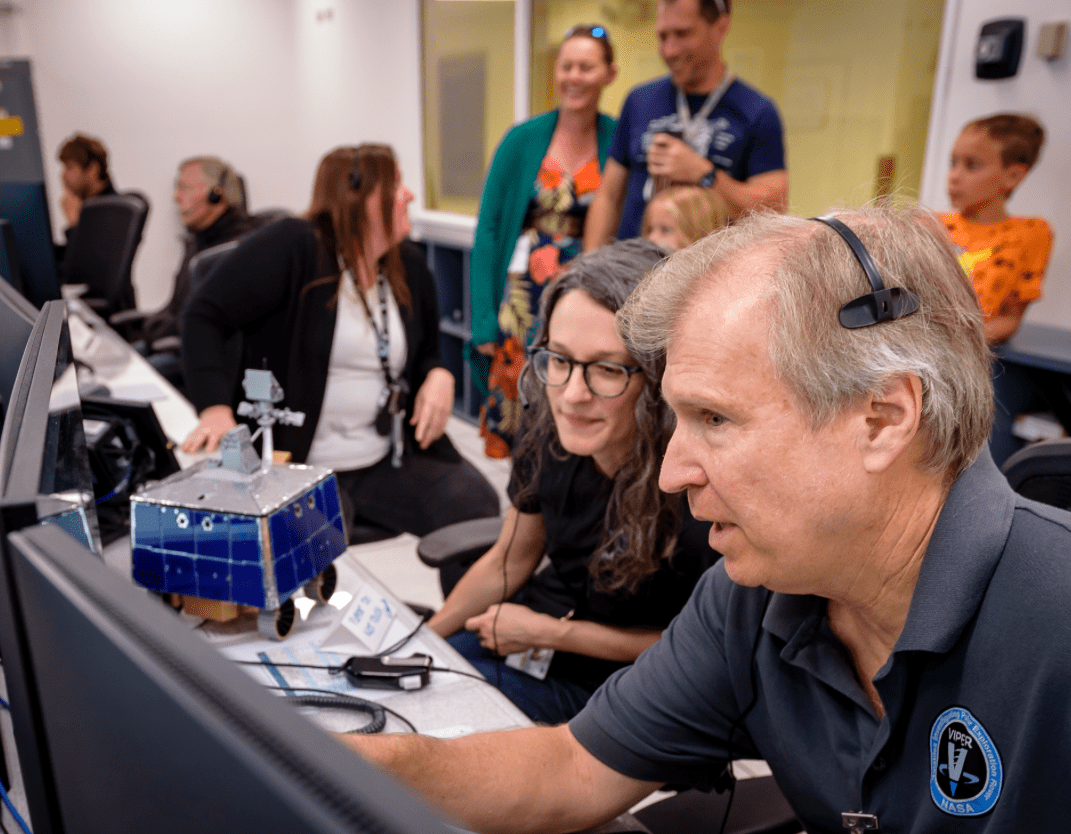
645;202;685;252
947;129;1023;221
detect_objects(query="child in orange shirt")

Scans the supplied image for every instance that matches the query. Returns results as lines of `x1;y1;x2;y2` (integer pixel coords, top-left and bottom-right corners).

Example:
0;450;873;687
940;113;1052;345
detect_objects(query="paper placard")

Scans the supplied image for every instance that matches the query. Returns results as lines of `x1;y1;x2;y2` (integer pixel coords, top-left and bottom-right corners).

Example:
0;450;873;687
320;581;397;652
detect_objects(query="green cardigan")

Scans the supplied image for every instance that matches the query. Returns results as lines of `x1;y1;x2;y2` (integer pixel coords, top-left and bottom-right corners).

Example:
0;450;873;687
467;109;617;389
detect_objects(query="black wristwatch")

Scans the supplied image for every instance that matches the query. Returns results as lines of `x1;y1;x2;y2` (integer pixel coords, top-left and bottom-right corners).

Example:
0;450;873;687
699;167;717;188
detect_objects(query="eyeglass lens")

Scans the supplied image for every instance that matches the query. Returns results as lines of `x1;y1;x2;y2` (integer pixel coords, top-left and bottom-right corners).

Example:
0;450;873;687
534;350;631;397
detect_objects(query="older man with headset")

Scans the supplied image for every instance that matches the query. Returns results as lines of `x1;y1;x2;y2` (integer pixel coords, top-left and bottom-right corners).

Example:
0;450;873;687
339;203;1071;833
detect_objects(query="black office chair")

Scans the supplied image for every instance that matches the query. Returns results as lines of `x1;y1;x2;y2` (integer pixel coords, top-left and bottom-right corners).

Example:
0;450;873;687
63;191;149;318
417;515;504;596
633;777;800;834
1001;439;1071;510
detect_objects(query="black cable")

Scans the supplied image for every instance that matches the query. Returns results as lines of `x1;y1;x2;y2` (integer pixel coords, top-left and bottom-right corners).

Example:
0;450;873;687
428;665;499;686
285;693;386;734
374;608;431;658
267;686;418;734
237;657;499;691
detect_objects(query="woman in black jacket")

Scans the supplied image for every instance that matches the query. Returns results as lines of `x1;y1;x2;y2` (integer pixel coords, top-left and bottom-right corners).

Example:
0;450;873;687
181;144;499;539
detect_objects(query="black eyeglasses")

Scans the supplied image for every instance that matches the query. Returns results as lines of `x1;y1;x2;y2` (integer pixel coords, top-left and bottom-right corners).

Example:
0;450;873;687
564;24;608;41
529;347;642;398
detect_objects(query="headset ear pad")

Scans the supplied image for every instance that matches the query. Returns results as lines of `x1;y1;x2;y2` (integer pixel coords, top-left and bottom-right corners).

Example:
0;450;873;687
207;166;228;205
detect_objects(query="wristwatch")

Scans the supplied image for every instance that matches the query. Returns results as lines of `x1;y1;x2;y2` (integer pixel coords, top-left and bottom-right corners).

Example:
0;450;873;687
699;167;717;188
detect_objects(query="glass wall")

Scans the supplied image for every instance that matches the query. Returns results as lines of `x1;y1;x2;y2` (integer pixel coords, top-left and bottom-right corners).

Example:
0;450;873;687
421;0;516;215
426;0;945;219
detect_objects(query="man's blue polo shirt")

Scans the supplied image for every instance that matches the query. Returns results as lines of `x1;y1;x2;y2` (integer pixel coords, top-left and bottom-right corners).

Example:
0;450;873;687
571;449;1071;831
608;75;785;239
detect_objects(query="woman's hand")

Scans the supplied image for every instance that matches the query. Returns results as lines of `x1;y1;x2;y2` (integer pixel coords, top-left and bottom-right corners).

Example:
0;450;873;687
475;342;497;358
182;405;237;454
410;367;454;449
464;603;562;656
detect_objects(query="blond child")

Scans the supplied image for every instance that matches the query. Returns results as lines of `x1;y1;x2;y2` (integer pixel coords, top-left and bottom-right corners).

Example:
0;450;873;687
941;113;1052;345
641;185;728;252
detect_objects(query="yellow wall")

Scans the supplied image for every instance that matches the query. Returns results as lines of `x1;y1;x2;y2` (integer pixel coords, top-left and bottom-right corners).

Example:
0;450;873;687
422;0;516;214
428;0;943;218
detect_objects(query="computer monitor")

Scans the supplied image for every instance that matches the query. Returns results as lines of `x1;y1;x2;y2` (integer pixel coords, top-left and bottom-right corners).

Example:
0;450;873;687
0;300;100;554
0;181;61;308
0;274;37;426
0;521;459;834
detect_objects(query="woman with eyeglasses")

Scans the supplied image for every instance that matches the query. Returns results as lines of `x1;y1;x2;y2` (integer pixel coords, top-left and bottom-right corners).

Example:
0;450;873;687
180;145;499;541
429;240;720;725
470;24;620;459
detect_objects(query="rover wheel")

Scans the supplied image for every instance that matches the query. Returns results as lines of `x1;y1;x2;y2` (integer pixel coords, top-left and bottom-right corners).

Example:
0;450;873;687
257;598;296;640
303;563;338;604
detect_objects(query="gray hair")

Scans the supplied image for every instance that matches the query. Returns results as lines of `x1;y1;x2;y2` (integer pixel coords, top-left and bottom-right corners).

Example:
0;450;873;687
179;155;244;208
618;203;993;479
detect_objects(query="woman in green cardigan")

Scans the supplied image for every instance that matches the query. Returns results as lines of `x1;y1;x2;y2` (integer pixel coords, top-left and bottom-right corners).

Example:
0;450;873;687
469;24;618;458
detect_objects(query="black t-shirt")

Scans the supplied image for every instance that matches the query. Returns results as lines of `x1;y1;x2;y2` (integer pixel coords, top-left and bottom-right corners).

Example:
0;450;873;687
508;447;719;692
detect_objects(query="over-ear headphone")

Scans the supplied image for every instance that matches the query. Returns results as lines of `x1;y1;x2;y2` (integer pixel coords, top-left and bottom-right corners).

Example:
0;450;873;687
207;165;228;205
349;149;363;191
811;215;921;329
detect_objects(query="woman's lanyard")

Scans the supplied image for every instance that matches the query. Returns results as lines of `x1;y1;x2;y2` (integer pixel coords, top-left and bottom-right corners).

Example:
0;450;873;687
349;267;408;468
674;68;735;148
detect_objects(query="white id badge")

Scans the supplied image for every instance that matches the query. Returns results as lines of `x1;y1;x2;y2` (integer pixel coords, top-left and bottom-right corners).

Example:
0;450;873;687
504;647;554;680
506;235;532;274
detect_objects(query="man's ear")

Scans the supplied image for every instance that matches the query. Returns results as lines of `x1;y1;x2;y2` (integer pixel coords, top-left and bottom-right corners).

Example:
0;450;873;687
858;374;923;473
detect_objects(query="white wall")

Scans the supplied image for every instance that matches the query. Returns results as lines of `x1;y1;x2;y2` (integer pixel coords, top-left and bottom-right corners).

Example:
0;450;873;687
3;0;423;310
922;0;1071;330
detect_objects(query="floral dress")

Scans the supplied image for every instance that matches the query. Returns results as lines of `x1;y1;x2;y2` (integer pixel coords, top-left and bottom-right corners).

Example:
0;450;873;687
479;156;602;458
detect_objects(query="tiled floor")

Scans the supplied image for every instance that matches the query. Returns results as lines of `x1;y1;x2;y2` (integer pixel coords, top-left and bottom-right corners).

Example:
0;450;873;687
348;416;510;613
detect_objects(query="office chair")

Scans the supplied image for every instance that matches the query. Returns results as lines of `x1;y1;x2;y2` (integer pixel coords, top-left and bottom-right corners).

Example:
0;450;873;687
1001;439;1071;510
417;515;504;596
62;191;149;318
632;777;799;834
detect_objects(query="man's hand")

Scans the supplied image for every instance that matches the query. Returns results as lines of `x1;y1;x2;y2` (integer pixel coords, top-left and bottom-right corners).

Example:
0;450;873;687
410;367;454;449
646;132;712;186
182;404;237;454
465;603;562;655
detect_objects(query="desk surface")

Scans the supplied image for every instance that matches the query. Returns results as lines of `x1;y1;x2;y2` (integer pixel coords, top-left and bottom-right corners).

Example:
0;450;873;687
196;548;533;737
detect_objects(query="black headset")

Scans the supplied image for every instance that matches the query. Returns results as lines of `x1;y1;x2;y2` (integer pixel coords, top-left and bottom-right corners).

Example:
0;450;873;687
207;164;229;205
811;215;921;329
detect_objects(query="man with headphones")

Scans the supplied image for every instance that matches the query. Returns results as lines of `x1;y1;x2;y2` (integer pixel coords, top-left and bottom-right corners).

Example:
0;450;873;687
140;155;257;356
139;156;258;381
340;203;1071;833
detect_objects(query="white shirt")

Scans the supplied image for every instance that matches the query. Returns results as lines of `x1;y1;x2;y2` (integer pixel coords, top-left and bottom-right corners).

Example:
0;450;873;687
306;272;407;471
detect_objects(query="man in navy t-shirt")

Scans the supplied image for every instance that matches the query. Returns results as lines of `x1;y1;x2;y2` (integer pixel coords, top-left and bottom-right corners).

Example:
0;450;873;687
584;0;788;246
